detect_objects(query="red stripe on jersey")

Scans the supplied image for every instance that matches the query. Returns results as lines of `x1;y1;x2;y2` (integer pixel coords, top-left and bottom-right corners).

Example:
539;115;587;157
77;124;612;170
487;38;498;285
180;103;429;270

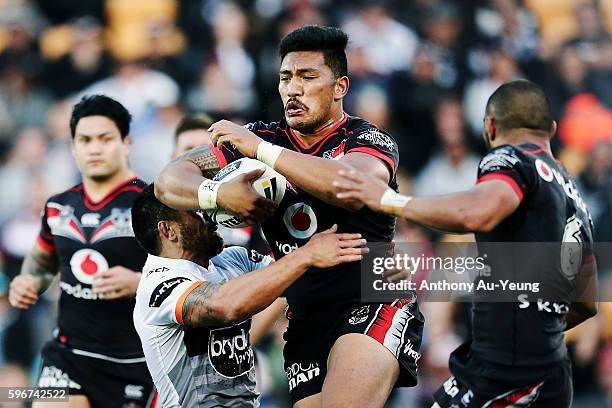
91;219;114;242
257;129;275;135
47;207;61;218
83;178;143;211
287;113;348;152
278;126;303;151
149;390;159;408
209;143;228;169
521;148;546;155
36;235;55;252
346;146;396;175
366;305;398;344
477;174;524;202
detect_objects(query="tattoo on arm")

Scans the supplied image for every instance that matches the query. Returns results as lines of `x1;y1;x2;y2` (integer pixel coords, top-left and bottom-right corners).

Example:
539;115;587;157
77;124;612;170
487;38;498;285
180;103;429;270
182;281;226;327
177;145;222;179
21;244;59;294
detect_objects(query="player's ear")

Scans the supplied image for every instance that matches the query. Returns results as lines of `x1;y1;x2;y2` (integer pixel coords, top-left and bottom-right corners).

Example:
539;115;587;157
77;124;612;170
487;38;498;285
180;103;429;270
487;116;496;142
122;135;131;152
334;76;349;101
158;220;179;243
550;120;557;139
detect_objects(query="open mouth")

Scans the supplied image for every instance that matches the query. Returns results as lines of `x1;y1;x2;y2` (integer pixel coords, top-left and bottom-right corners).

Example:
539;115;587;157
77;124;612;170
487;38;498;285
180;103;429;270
286;101;306;116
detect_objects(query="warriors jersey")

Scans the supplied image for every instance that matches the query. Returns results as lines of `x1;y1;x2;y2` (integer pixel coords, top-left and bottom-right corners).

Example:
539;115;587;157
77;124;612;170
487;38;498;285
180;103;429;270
37;177;147;359
215;113;400;318
472;143;594;366
133;247;272;408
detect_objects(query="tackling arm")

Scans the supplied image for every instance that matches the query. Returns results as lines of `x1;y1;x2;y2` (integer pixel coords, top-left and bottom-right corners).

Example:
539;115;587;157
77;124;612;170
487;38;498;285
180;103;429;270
181;244;311;327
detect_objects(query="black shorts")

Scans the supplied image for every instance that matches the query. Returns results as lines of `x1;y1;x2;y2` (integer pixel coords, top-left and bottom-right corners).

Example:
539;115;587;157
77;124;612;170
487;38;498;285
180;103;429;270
433;342;573;408
37;340;155;408
283;297;424;405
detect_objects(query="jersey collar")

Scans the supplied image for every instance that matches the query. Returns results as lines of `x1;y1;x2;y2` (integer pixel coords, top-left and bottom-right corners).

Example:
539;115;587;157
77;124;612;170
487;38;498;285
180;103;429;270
144;254;211;274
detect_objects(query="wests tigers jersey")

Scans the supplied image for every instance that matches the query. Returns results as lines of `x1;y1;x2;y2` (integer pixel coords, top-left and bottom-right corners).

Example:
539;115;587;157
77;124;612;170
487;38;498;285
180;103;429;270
216;114;400;317
37;177;147;359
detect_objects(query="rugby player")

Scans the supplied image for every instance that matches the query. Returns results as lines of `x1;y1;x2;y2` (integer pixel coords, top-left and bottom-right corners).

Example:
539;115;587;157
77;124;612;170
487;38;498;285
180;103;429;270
131;184;367;407
173;113;285;345
155;25;424;408
334;80;598;407
8;95;154;407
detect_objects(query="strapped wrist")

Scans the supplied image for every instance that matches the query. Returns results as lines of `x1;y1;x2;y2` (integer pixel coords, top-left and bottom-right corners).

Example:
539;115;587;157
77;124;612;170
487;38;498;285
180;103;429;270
197;179;222;209
256;141;284;168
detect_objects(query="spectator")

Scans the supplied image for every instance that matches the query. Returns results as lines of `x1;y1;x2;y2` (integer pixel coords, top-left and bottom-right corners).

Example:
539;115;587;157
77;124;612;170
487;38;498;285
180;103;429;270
463;50;519;138
414;97;480;196
342;1;418;76
41;17;113;99
390;45;446;173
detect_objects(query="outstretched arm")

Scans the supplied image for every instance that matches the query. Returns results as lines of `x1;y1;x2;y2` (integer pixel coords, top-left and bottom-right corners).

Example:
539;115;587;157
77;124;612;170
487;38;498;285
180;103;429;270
180;226;366;328
334;170;520;233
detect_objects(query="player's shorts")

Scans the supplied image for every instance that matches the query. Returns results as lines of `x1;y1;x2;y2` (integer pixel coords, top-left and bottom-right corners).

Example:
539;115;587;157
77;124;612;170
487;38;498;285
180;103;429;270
283;297;424;405
37;340;156;408
433;342;572;408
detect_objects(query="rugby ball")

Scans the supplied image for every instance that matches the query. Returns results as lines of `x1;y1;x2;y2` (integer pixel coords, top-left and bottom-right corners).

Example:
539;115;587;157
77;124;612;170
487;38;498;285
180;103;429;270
205;158;286;228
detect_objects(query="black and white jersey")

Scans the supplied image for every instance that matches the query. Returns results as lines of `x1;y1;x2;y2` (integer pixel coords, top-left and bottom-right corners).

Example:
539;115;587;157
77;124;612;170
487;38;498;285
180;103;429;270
37;177;147;359
134;248;273;408
216;114;400;318
472;143;594;366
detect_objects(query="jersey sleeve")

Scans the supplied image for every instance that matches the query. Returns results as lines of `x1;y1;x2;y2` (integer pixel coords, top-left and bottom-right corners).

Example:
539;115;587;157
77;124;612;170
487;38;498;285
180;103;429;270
476;146;534;202
137;269;203;327
343;126;399;177
36;199;57;253
219;246;274;276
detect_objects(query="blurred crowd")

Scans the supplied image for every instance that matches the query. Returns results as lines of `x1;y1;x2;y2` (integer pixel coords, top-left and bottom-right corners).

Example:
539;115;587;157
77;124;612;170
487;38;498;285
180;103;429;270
0;0;610;407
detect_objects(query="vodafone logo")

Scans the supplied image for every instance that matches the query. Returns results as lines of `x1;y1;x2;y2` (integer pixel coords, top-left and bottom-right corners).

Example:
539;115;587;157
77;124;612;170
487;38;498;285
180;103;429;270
69;249;108;284
283;203;317;239
535;159;554;182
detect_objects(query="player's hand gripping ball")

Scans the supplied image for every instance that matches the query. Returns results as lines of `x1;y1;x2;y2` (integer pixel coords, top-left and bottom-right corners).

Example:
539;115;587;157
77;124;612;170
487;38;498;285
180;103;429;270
207;158;286;228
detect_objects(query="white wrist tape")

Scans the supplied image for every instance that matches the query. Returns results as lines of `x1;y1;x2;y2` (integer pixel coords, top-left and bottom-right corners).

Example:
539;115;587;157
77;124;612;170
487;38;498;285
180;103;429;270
197;179;222;209
256;141;284;168
380;189;412;209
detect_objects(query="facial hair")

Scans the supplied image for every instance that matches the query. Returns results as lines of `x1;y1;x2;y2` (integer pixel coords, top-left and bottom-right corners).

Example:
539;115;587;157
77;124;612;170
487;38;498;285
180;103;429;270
179;219;224;266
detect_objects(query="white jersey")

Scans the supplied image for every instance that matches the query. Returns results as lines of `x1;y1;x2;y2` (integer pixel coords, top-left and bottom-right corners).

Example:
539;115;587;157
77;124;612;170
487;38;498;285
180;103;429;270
133;247;272;408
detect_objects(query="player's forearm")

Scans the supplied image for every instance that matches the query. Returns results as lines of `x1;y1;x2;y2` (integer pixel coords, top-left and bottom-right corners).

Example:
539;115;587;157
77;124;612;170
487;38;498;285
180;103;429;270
155;160;205;210
184;250;312;327
397;193;487;233
214;250;312;322
20;253;57;294
156;144;223;210
275;150;360;209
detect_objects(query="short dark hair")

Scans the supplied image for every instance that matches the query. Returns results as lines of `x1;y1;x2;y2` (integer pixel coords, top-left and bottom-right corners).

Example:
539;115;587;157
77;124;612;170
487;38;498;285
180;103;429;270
70;95;132;139
131;184;181;255
279;25;348;78
485;80;553;133
175;114;215;141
